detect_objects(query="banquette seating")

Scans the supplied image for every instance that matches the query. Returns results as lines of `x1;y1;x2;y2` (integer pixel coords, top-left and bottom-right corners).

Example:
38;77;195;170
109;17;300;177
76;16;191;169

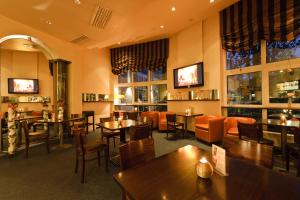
224;117;256;136
194;115;225;143
140;111;159;129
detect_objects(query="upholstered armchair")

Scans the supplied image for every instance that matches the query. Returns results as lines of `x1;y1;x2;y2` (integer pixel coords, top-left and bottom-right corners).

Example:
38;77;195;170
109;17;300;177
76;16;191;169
195;115;225;143
158;112;174;131
140;111;159;129
224;117;256;136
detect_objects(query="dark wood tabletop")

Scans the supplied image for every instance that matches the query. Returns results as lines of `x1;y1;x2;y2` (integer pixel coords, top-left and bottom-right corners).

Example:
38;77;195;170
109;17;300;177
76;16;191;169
15;116;43;122
99;119;145;131
176;112;203;117
260;119;300;127
222;136;273;168
114;145;300;200
36;117;84;124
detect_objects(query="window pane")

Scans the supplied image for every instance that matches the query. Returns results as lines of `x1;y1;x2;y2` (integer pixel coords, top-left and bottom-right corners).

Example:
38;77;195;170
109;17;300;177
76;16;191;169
133;69;148;82
269;68;300;103
267;109;300;133
134;86;148;103
118;71;131;83
226;44;261;70
151;67;167;81
118;87;132;104
227;107;262;121
151;84;167;103
227;72;262;104
267;35;300;63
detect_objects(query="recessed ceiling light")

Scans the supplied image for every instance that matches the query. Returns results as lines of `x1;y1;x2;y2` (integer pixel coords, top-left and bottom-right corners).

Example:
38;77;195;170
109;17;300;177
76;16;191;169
117;42;121;45
45;20;52;25
160;25;165;29
171;6;176;12
210;0;215;3
74;0;81;5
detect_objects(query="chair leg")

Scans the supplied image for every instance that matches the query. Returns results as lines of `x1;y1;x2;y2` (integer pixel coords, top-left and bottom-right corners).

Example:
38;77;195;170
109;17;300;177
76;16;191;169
75;153;79;174
25;143;29;159
113;137;116;147
286;148;290;172
104;146;108;172
297;157;300;177
97;150;101;167
46;138;50;153
81;156;85;184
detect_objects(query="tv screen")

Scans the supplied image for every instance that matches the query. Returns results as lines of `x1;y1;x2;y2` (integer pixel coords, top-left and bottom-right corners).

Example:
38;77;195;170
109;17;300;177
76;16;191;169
8;78;39;94
173;62;204;89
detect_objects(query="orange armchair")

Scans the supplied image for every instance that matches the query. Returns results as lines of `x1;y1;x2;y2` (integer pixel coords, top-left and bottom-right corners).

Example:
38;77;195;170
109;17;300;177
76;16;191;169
158;112;174;131
224;117;256;136
140;111;159;129
195;115;225;143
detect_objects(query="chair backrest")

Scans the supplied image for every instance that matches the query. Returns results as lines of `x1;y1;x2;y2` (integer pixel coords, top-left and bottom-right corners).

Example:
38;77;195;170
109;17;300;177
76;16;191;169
129;124;150;141
100;117;113;123
293;127;300;145
113;111;120;119
127;112;138;120
119;138;155;170
166;114;176;124
72;127;87;153
21;120;30;142
237;122;262;142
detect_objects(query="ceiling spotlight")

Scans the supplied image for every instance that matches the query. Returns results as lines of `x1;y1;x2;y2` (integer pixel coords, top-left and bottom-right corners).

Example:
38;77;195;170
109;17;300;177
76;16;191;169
210;0;215;3
160;25;165;29
117;42;121;45
171;6;176;12
45;20;52;25
74;0;81;5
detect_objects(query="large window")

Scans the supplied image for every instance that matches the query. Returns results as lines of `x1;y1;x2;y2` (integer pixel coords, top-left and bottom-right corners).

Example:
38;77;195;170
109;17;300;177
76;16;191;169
151;68;167;81
227;72;262;105
269;68;300;103
134;86;148;103
267;35;300;63
118;71;131;83
118;87;132;104
227;107;262;121
226;44;261;70
151;84;167;103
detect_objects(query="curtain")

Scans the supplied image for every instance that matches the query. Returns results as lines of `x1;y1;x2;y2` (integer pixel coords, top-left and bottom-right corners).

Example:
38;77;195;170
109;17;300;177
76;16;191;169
110;38;169;75
220;0;300;52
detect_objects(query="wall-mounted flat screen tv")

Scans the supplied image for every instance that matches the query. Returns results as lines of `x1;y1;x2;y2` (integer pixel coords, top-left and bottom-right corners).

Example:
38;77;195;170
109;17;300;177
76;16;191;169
8;78;39;94
173;62;204;89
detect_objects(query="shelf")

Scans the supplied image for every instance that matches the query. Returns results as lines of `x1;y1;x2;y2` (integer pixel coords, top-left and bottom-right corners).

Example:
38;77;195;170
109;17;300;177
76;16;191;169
82;101;113;103
167;99;220;102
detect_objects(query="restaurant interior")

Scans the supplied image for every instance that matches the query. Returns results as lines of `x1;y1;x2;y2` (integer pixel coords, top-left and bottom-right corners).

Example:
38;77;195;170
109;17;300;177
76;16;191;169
0;0;300;199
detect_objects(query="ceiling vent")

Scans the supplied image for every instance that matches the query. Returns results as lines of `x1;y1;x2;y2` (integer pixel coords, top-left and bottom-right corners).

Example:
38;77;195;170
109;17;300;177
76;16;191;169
70;35;89;44
90;5;112;29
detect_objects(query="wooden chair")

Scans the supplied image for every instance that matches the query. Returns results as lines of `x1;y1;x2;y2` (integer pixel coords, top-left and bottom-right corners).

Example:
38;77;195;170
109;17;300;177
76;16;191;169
142;116;153;138
119;138;155;170
286;127;300;176
127;112;138;121
129;124;151;141
166;114;184;138
21;120;49;158
237;122;274;146
72;127;108;183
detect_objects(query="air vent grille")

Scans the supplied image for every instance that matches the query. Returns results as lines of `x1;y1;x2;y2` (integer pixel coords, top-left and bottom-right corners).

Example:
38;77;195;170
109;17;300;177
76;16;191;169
90;5;112;29
70;35;89;44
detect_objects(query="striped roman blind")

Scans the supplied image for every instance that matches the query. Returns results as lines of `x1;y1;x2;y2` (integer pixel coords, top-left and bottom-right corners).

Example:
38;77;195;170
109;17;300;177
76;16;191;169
110;39;169;75
220;0;300;52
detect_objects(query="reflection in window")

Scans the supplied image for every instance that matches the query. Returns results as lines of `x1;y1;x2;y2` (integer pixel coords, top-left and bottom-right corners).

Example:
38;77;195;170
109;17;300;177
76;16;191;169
118;71;131;83
269;68;300;103
227;107;262;121
118;87;132;104
267;35;300;63
267;109;300;133
226;44;261;70
133;69;148;82
227;72;262;105
151;67;167;81
134;86;148;103
151;84;167;103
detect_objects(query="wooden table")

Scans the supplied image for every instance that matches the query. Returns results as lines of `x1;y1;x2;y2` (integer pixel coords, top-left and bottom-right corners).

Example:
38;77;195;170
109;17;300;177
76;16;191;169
176;113;203;136
99;119;145;143
222;135;273;168
261;119;300;158
114;145;300;200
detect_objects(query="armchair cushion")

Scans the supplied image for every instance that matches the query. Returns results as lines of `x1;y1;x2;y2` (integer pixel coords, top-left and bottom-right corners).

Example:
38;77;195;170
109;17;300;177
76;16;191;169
158;112;174;131
224;117;256;136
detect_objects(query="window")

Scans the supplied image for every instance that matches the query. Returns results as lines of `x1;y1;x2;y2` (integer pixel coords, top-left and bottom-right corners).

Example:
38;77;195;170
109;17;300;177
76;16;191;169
269;68;300;103
151;68;167;81
151;84;167;103
118;71;131;83
267;109;300;133
227;107;262;121
134;86;148;103
118;87;132;104
227;72;262;105
267;35;300;63
226;44;261;70
133;69;148;82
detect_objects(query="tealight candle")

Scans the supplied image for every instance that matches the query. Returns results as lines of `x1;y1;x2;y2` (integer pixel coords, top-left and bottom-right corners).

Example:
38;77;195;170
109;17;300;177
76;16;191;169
196;157;214;179
280;114;286;123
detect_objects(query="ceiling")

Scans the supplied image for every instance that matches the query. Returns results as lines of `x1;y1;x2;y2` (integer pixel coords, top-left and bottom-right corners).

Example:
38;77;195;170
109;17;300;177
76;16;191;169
0;0;238;49
0;39;41;52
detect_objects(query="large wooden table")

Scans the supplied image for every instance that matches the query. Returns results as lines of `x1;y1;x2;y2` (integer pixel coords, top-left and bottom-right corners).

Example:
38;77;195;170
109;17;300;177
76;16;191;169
114;145;300;200
222;135;273;168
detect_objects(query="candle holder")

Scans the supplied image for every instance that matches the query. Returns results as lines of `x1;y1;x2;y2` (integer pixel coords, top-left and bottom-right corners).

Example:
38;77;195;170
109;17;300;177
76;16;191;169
196;157;214;179
280;114;287;124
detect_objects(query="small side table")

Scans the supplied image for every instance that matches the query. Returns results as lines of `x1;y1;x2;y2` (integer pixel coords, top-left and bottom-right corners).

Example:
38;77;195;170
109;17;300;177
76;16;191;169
176;113;203;135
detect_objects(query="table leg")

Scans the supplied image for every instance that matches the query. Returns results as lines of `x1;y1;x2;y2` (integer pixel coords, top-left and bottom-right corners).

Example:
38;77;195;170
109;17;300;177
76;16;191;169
17;121;22;146
184;116;188;138
120;129;126;143
281;126;287;160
